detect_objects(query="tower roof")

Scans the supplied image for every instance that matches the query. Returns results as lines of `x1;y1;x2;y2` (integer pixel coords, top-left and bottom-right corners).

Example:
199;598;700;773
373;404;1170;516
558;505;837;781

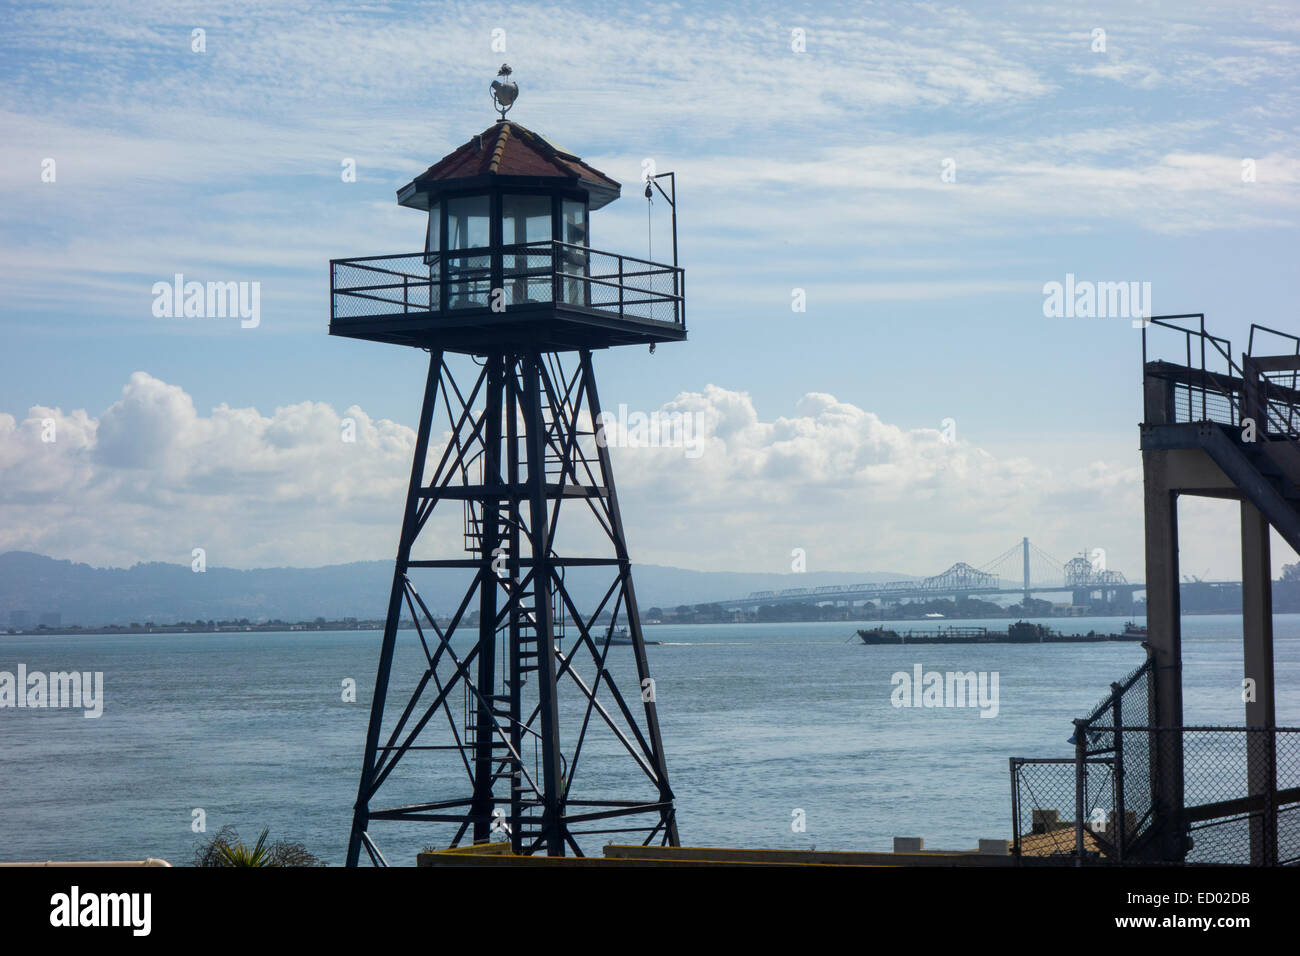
397;120;621;211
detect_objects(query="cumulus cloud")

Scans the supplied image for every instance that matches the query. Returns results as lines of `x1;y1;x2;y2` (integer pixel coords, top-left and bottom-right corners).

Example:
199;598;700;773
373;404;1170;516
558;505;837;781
0;373;418;569
0;373;1162;579
601;385;1146;576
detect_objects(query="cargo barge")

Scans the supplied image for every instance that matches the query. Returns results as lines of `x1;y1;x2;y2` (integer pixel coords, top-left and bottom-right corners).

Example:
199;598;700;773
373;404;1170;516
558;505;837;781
856;620;1147;645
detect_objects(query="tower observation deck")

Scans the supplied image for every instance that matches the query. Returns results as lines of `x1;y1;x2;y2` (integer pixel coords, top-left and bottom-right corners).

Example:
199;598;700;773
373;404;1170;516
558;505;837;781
330;117;685;354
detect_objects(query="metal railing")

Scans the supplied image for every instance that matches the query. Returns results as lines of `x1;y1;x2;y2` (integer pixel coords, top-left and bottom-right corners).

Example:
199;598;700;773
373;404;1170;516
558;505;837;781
1142;315;1300;439
1142;314;1243;427
331;240;685;327
1245;324;1300;440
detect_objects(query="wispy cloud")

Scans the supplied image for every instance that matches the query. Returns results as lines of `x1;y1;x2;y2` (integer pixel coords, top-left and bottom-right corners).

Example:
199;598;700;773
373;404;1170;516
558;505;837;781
2;0;1298;578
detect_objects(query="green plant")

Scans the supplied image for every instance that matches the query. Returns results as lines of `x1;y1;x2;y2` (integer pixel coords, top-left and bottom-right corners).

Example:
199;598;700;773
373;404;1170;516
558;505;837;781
216;827;272;867
192;825;326;867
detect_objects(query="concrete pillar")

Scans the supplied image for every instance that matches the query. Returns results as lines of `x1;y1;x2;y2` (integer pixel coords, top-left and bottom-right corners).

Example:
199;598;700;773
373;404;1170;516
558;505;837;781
1031;809;1059;834
1143;452;1185;861
1240;500;1277;865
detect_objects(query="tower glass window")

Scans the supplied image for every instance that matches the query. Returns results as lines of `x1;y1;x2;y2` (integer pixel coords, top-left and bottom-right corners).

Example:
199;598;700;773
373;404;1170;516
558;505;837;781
446;194;490;309
423;201;440;312
502;194;552;305
425;201;441;258
561;199;589;306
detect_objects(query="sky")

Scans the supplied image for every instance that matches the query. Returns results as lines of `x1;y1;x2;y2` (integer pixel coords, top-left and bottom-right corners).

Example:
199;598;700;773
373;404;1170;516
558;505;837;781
1;0;1298;581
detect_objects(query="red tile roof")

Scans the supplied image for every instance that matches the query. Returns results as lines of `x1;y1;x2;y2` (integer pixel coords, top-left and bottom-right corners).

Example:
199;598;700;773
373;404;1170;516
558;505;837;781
411;121;620;191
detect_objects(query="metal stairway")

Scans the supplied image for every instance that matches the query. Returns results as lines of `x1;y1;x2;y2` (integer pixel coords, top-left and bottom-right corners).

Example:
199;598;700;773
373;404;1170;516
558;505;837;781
459;447;570;851
1141;318;1300;551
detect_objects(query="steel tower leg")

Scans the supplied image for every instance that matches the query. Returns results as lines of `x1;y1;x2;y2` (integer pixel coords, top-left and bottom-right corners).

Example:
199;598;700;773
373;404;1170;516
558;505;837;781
346;351;443;868
470;353;504;844
580;350;679;845
521;354;565;855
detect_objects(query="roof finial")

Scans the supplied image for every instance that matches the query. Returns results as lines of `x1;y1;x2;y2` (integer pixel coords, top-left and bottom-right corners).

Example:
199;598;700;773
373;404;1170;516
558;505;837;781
490;64;518;121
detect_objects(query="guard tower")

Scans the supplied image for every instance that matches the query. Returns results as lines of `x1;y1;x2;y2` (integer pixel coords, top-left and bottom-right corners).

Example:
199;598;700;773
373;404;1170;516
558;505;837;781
332;69;684;865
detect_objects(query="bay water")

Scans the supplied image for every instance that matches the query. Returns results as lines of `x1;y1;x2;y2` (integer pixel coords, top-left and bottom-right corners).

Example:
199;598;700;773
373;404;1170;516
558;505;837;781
1;614;1295;865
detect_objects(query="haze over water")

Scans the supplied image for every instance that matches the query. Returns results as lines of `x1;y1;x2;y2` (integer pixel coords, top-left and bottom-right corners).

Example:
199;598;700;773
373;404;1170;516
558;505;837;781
1;614;1294;865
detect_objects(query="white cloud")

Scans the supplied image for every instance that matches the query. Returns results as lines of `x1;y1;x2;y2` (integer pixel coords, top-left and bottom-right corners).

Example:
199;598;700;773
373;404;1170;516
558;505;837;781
0;371;1156;577
1069;61;1164;89
5;371;1286;581
602;385;1149;577
0;373;417;568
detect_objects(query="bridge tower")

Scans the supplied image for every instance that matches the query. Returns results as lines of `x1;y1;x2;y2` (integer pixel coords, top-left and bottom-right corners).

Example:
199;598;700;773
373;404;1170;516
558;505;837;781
1021;536;1030;603
331;69;685;864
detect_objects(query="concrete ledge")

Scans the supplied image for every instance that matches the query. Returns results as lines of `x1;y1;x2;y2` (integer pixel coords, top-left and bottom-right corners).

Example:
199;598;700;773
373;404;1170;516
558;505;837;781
418;842;1028;867
0;859;172;867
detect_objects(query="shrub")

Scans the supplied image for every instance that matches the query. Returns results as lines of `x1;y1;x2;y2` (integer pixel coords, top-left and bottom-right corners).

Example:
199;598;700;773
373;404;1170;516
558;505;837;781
192;825;326;867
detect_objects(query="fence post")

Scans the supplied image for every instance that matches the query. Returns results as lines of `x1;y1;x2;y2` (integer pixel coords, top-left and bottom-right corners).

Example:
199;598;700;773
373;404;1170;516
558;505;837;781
673;265;680;325
618;256;624;320
1073;718;1087;865
1264;729;1278;866
1112;681;1125;862
551;242;560;306
1009;758;1020;859
680;269;686;326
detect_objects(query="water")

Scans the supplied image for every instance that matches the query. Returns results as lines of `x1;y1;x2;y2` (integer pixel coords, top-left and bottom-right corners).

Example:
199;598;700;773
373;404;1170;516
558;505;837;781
1;614;1296;865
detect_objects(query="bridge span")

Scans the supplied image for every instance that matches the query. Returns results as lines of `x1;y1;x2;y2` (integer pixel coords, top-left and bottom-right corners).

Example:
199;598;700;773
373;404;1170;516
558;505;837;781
718;538;1159;611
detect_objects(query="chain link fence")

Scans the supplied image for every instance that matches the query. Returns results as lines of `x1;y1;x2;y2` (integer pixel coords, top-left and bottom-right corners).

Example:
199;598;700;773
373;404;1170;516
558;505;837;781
1075;657;1155;854
331;255;435;319
1010;653;1300;865
1010;757;1114;859
1165;726;1300;865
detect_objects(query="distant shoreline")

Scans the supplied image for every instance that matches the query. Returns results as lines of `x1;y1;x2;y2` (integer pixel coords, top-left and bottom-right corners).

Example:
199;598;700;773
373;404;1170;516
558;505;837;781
55;612;1300;642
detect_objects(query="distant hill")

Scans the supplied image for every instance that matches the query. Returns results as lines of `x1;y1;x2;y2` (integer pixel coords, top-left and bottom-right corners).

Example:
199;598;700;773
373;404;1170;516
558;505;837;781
0;551;914;628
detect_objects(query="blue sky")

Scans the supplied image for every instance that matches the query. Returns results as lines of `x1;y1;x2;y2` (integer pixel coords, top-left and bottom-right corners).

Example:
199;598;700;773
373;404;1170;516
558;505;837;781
1;0;1298;580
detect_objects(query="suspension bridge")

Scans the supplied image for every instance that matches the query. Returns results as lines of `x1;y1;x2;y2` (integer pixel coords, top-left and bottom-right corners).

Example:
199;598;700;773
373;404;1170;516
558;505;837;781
719;538;1158;611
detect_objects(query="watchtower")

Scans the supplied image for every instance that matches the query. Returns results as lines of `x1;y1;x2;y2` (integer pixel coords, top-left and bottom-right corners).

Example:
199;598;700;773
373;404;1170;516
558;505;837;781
332;68;684;865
